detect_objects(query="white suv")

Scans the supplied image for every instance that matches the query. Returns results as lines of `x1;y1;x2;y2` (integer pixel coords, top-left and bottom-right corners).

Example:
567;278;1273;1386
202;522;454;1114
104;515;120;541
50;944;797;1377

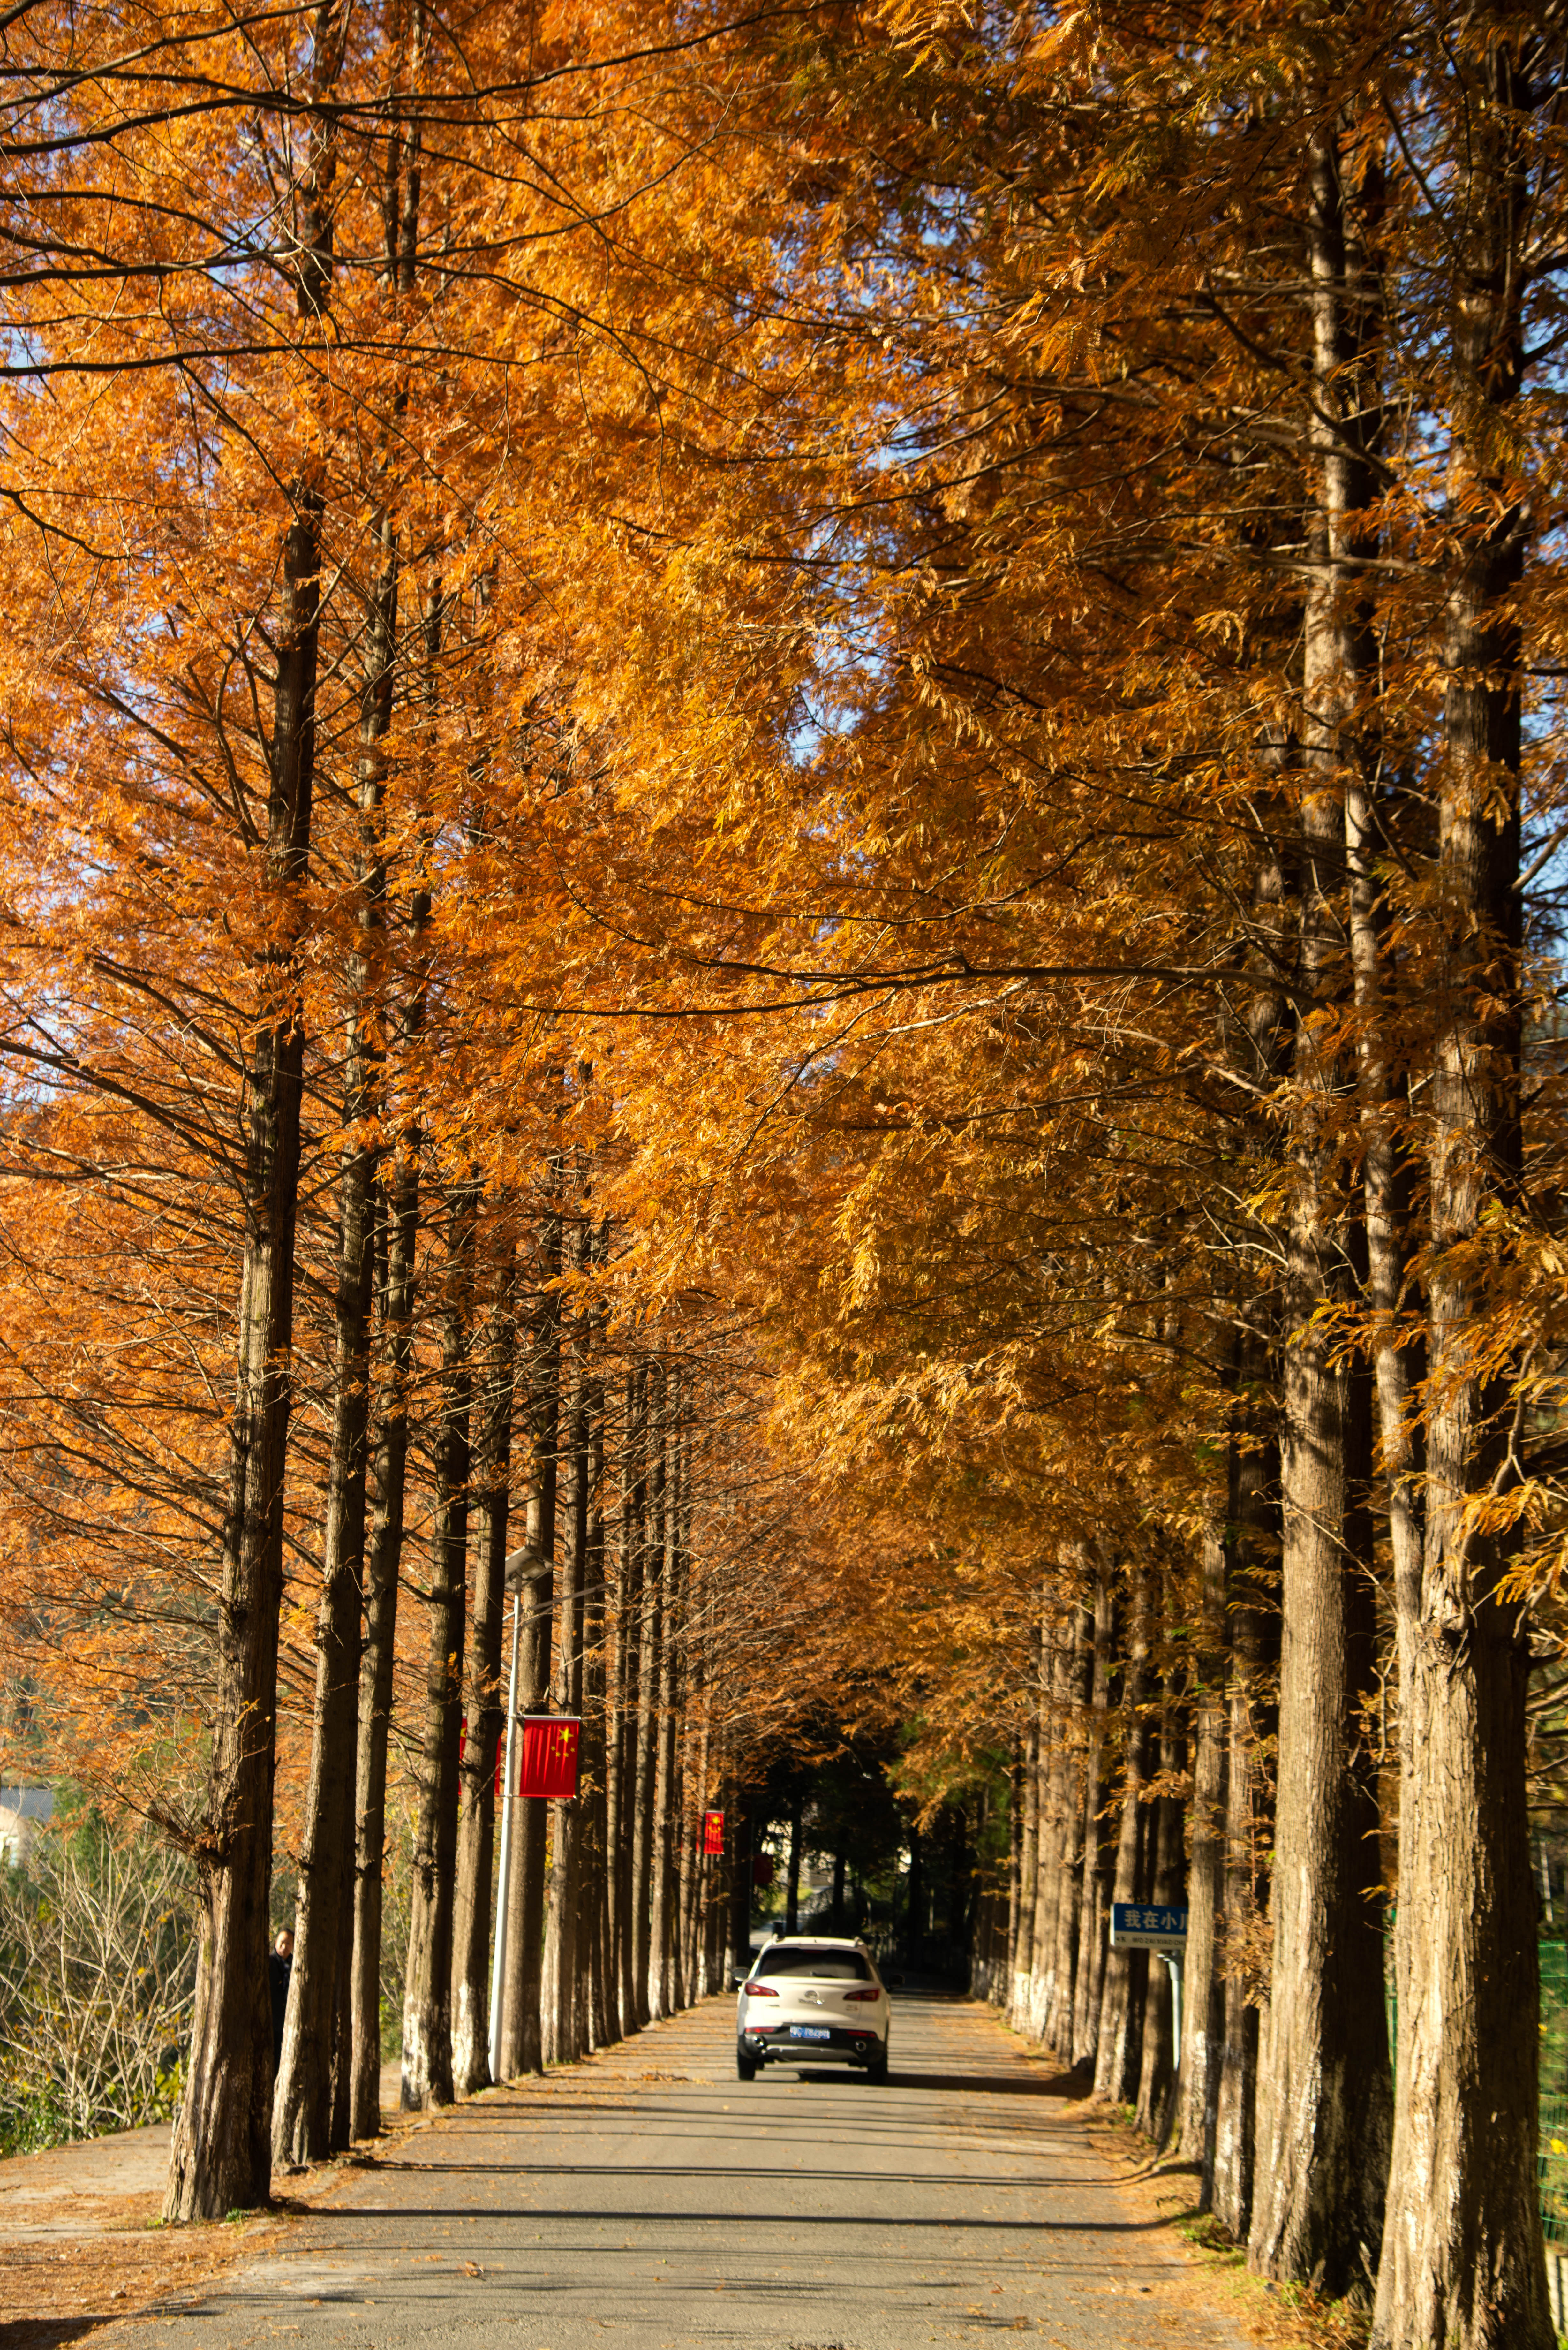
735;1936;892;2082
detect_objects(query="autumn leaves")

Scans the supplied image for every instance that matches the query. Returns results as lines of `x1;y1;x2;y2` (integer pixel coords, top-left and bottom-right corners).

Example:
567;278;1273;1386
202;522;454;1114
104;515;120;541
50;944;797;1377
0;1;1563;2342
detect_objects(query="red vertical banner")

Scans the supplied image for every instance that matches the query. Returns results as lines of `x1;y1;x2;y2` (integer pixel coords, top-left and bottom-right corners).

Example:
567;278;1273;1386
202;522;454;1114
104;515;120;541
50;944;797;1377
516;1716;581;1798
703;1810;725;1856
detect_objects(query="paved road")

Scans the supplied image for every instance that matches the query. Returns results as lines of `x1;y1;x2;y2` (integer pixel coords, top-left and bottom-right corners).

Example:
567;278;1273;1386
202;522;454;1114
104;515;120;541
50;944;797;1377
102;1994;1244;2350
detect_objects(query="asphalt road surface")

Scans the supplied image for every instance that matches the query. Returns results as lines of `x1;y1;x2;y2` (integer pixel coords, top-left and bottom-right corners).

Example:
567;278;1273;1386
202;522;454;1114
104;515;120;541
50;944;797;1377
99;1992;1246;2350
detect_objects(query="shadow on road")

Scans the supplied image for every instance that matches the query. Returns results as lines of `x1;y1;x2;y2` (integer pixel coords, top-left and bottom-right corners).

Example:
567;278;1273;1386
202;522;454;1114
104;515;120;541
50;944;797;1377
284;2201;1172;2233
777;2065;1088;2098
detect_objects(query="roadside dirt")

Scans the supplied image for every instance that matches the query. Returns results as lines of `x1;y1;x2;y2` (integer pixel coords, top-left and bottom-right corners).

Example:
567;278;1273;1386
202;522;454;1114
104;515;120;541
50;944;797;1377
0;2069;419;2350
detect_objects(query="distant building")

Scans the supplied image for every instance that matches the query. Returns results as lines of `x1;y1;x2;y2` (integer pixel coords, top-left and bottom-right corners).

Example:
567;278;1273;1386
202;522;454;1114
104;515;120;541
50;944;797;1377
0;1785;53;1862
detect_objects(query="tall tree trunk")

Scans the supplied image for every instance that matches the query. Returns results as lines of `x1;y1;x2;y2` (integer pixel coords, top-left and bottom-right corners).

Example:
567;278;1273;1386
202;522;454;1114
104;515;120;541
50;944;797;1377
1028;1610;1070;2042
164;487;320;2222
271;487;393;2169
785;1793;802;1936
1070;1568;1114;2070
613;1367;646;2037
1045;1597;1092;2051
1373;30;1551;2343
1007;1619;1042;2030
543;1210;590;2065
730;1792;753;1971
272;1007;375;2166
1250;114;1393;2294
633;1364;663;2023
581;1259;614;2050
347;1137;420;2139
1135;1687;1185;2146
400;1179;475;2109
650;1369;681;2019
1212;1367;1280;2245
1094;1565;1154;2103
451;1231;516;2095
497;1203;561;2077
342;49;425;2130
1179;1514;1228;2198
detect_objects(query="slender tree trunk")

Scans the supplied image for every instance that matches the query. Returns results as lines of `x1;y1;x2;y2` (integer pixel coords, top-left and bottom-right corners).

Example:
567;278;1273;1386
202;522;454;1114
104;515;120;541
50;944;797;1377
1008;1620;1042;2030
348;1139;420;2138
1179;1515;1228;2197
664;1393;689;2013
633;1365;663;2023
681;1560;708;2003
451;1232;516;2095
272;491;391;2168
1250;115;1393;2293
786;1793;802;1935
650;1369;681;2018
1004;1748;1022;1991
730;1793;753;1971
1373;33;1551;2341
164;488;320;2222
581;1265;613;2050
613;1367;646;2037
400;1180;475;2109
543;1212;590;2065
1135;1689;1185;2147
1094;1565;1153;2104
602;1377;629;2037
272;1023;375;2166
1212;1369;1280;2245
498;1202;561;2077
1045;1598;1092;2052
1028;1611;1071;2042
1071;1569;1114;2070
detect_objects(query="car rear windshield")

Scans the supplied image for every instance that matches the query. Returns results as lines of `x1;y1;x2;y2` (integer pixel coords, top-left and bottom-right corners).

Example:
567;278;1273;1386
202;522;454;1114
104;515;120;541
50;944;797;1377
754;1945;873;1981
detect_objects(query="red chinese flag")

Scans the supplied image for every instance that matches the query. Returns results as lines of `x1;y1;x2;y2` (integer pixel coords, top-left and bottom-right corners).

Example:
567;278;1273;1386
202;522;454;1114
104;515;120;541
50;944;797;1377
703;1810;725;1856
517;1716;581;1799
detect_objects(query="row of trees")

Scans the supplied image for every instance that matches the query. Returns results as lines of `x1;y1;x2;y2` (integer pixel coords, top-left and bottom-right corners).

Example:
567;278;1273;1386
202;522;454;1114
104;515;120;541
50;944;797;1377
0;0;1564;2345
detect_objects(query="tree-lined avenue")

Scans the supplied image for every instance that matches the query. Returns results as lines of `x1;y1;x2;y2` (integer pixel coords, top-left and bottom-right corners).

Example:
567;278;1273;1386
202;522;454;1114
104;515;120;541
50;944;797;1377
89;1993;1244;2350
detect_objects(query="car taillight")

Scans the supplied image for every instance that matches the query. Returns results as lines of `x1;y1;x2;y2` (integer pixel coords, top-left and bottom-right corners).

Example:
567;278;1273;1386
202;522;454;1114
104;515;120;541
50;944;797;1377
743;1982;779;1998
842;1988;880;2003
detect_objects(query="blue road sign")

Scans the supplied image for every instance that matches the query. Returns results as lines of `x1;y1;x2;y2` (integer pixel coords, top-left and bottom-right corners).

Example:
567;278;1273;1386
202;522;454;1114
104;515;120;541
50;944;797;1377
1109;1902;1189;1949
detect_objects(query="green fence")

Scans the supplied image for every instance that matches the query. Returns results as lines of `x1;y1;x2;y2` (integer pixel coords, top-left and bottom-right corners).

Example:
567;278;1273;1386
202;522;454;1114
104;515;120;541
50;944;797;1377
1545;1945;1568;2251
1389;1942;1568;2252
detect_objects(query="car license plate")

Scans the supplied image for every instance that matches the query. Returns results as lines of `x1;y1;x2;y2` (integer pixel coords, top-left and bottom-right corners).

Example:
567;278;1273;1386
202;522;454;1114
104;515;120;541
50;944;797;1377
789;2025;831;2040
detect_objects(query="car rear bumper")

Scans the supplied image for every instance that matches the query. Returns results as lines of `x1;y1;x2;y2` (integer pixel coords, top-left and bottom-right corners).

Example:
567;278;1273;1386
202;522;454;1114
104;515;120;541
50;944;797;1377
742;2025;885;2063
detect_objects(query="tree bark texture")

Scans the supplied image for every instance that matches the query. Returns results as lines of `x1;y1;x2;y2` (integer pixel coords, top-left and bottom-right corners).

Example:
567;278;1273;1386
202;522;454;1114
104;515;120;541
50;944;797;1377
271;1029;375;2166
632;1365;663;2025
1212;1371;1280;2247
451;1232;516;2095
1028;1609;1073;2043
498;1204;560;2078
1179;1517;1228;2196
1070;1570;1114;2071
1045;1599;1092;2052
399;1183;475;2109
543;1213;590;2065
1372;31;1552;2341
1094;1565;1154;2104
347;1119;420;2133
166;492;319;2224
1007;1619;1042;2033
1249;110;1393;2294
272;544;392;2159
613;1366;646;2037
1133;1685;1185;2147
